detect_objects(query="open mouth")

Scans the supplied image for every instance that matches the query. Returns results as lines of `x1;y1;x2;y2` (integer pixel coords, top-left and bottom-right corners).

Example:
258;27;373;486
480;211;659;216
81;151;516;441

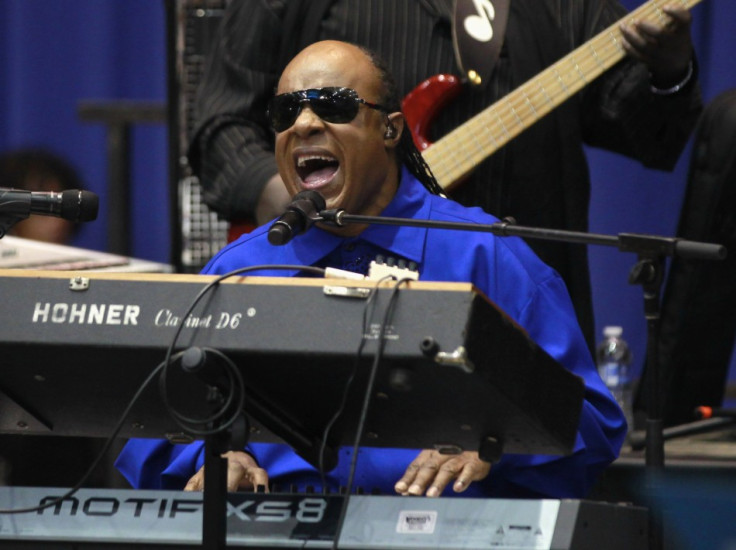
296;154;340;188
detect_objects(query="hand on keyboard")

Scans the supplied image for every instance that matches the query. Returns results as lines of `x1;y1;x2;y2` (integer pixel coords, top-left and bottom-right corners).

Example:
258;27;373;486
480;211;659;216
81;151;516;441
394;450;491;497
184;451;269;492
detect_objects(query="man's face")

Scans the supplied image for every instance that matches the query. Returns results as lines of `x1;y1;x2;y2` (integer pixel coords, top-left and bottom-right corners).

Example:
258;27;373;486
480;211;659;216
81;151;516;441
273;41;401;226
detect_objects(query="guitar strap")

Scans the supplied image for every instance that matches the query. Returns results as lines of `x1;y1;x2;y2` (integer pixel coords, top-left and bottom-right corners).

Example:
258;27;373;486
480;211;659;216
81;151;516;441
452;0;510;87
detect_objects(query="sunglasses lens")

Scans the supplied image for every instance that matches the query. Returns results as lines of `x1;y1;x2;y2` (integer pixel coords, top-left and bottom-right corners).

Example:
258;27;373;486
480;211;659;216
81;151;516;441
268;94;301;132
268;88;362;131
312;91;359;123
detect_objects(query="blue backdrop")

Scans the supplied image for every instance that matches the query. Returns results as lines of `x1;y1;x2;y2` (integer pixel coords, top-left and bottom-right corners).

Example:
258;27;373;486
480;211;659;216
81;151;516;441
1;0;735;384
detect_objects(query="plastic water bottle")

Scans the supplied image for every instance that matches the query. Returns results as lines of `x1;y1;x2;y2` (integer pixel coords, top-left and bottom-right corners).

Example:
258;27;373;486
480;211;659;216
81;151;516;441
596;326;634;433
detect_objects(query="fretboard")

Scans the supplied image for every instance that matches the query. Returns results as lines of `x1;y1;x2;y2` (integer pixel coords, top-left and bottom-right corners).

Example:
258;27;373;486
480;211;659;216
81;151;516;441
423;0;702;190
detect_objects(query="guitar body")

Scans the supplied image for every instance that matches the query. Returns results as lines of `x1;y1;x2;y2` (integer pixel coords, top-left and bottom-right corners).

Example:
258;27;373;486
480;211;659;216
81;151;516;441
402;74;462;152
228;221;256;242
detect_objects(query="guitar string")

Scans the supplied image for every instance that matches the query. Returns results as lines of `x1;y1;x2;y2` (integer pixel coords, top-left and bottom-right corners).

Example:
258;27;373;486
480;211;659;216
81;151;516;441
422;0;699;187
424;0;685;182
425;0;695;182
426;0;696;183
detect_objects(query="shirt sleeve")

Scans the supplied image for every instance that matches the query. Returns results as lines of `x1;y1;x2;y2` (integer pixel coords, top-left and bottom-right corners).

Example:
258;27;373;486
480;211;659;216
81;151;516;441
493;274;627;497
416;193;627;497
115;439;205;490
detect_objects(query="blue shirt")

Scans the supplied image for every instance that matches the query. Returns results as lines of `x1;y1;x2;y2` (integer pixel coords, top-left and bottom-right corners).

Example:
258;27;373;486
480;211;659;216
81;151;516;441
116;168;625;498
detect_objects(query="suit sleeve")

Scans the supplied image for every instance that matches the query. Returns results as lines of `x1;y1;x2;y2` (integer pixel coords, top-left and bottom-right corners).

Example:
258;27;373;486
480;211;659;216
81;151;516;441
577;0;703;169
187;0;285;221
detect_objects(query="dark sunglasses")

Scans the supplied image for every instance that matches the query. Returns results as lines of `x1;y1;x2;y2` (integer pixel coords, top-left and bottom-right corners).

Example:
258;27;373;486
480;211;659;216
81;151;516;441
267;87;391;132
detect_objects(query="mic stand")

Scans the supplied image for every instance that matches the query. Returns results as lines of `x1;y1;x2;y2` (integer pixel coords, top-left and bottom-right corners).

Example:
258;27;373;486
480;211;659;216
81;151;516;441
626;242;667;550
180;347;247;550
178;347;338;549
202;403;230;550
318;209;727;550
0;213;24;239
0;188;38;238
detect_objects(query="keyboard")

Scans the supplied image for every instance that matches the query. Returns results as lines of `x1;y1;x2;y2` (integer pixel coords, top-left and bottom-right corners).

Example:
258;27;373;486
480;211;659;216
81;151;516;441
0;235;171;272
0;270;583;468
0;487;648;549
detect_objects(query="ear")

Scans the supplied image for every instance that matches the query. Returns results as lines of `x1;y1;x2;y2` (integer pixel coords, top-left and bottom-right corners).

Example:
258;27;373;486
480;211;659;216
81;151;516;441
384;112;405;147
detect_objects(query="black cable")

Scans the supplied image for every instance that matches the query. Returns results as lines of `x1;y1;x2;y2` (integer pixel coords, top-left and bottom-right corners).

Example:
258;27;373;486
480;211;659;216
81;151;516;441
166;348;247;437
330;277;411;550
316;276;389;490
0;352;184;515
0;263;324;515
158;264;325;434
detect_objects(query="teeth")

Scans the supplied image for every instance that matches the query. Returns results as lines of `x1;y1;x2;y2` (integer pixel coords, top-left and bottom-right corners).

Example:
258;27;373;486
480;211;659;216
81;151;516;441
296;154;335;167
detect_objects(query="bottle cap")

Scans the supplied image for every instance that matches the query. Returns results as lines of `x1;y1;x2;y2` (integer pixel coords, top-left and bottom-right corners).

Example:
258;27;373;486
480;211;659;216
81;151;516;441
603;325;623;338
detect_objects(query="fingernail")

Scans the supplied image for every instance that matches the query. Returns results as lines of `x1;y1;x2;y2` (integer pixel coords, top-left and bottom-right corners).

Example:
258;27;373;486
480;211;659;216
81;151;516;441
454;480;465;492
408;484;422;495
395;481;407;492
426;486;439;497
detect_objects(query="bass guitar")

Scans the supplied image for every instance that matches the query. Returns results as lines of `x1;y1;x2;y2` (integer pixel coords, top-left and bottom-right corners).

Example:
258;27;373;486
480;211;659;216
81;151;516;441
402;0;703;191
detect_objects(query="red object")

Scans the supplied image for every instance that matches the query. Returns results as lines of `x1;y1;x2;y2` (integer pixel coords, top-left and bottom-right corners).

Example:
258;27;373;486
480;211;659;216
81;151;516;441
401;74;463;151
227;220;256;242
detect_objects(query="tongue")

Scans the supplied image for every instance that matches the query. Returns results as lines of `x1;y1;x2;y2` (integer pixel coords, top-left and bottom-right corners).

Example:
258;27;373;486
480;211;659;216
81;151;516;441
303;165;338;187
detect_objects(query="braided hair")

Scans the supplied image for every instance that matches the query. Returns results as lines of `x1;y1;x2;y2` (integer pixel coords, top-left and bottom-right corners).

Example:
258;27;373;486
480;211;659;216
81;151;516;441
357;45;445;197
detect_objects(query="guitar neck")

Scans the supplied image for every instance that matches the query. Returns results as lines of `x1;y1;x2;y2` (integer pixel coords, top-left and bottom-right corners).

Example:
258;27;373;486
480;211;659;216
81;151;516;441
423;0;702;190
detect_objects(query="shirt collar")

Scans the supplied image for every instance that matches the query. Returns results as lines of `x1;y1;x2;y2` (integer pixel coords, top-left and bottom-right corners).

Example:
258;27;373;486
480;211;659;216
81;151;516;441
287;166;430;266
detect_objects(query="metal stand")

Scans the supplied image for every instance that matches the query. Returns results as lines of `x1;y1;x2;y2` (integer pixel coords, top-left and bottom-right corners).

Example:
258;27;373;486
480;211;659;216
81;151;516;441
628;250;666;550
316;210;728;550
77;101;166;255
179;347;241;550
202;427;229;550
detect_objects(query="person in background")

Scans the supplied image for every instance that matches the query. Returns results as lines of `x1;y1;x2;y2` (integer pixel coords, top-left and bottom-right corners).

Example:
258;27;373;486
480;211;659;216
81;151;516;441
116;40;626;499
188;0;702;353
0;147;100;488
0;147;84;244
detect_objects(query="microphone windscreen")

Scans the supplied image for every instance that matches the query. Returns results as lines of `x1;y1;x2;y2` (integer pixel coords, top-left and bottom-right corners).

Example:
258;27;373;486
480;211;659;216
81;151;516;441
61;190;99;222
267;191;326;246
267;220;293;246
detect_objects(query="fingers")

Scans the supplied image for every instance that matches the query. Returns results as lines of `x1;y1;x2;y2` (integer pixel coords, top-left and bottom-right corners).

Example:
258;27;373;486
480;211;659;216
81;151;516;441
661;6;692;28
395;451;444;497
620;7;690;49
619;5;693;83
394;450;491;497
631;10;688;39
225;451;269;492
184;465;205;492
183;451;270;493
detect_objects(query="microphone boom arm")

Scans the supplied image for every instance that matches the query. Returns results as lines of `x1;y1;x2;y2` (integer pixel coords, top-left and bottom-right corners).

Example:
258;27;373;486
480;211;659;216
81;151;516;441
317;209;726;261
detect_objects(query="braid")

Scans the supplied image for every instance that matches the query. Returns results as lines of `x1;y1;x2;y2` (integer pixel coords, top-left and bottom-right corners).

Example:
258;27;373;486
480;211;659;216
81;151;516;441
397;128;446;196
356;44;445;196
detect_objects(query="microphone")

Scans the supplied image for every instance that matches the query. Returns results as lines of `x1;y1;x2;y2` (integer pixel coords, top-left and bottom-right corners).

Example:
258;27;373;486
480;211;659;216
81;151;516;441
0;188;99;222
268;190;326;245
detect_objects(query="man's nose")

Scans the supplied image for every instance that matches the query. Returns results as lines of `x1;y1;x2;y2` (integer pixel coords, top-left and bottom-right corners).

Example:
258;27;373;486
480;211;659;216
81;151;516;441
292;103;325;135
